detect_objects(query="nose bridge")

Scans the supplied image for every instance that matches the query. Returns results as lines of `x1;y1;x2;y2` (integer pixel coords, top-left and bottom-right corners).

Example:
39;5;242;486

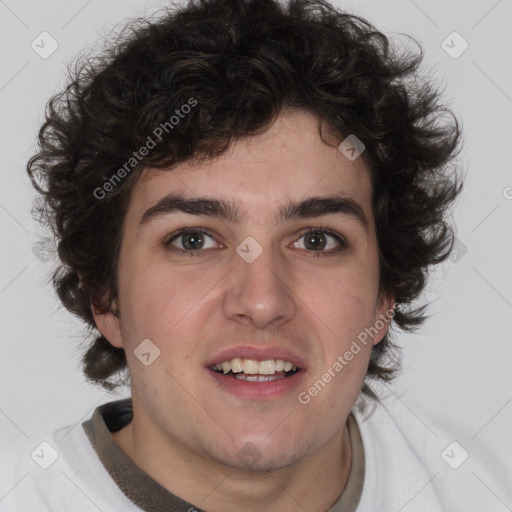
223;235;296;328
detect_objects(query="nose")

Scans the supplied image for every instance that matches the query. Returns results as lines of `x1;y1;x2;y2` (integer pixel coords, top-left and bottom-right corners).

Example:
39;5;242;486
222;239;297;329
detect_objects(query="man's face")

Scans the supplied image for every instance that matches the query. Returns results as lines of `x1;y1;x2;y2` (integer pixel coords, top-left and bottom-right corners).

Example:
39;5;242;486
95;109;392;471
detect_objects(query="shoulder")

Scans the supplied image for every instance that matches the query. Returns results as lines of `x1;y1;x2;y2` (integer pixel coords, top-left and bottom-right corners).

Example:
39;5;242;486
0;420;140;511
351;390;512;512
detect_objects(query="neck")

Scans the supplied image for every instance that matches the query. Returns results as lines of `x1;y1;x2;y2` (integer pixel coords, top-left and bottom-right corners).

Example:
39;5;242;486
113;404;352;512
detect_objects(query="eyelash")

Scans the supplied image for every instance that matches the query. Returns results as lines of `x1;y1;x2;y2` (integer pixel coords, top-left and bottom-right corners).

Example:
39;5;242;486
162;227;348;258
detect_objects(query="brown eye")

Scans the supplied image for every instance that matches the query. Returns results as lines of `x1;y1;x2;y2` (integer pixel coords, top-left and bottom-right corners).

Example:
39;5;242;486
293;229;347;255
303;231;328;250
178;232;205;250
163;228;218;253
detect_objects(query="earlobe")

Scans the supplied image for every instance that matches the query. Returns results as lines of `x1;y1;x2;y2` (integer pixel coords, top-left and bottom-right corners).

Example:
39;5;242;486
373;294;395;346
91;301;124;348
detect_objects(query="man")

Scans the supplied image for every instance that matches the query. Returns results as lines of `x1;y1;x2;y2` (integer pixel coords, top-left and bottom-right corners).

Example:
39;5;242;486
1;0;504;510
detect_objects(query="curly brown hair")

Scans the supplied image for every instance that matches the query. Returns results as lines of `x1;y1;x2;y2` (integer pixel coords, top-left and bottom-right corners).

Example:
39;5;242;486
27;0;463;397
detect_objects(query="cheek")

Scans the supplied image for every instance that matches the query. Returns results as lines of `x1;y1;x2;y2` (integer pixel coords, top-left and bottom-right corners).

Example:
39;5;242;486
118;265;216;357
117;267;179;341
308;269;378;334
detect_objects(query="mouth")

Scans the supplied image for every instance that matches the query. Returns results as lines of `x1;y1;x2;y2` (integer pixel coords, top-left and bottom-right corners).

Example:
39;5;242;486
209;358;300;382
205;349;306;400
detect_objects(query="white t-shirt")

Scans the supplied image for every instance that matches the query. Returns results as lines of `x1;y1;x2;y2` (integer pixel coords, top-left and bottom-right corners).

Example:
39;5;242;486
0;393;509;511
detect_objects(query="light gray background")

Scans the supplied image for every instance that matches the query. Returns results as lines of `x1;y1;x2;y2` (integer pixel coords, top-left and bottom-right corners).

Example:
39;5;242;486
0;0;511;504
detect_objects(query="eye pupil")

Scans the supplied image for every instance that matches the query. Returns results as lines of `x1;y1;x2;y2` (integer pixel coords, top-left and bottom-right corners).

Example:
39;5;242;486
304;232;326;250
183;232;204;250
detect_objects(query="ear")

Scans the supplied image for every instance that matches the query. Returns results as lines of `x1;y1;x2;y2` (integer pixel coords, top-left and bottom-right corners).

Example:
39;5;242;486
91;299;124;349
372;293;395;346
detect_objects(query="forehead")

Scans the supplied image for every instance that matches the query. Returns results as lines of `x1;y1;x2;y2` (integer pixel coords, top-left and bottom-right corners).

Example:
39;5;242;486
126;110;373;225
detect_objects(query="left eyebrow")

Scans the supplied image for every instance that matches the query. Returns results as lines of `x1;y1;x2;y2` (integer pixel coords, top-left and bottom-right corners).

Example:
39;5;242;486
139;192;368;231
280;194;368;231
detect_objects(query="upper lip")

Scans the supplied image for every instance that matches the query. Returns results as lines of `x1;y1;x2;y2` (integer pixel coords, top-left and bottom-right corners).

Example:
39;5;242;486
205;346;307;370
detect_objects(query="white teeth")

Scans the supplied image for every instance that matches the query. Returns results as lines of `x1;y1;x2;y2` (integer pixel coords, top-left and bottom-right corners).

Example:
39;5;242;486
212;357;298;375
274;359;285;372
259;360;275;375
242;359;260;374
235;374;282;382
231;357;243;373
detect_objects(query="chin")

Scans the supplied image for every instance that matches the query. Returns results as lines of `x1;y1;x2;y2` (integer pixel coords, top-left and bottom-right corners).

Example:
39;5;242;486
209;436;312;473
224;452;303;473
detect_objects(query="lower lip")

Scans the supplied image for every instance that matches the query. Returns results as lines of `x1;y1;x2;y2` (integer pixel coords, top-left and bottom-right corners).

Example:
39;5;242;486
206;368;306;400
